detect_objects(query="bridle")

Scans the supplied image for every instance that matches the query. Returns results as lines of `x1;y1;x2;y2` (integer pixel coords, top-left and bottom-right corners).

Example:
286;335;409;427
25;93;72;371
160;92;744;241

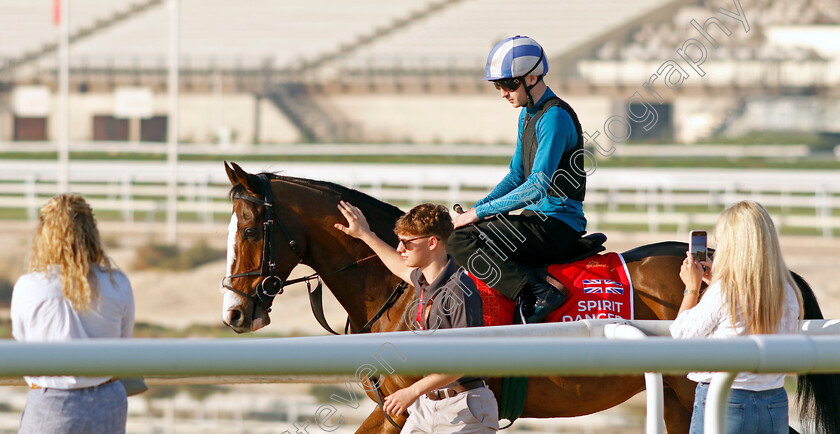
222;174;304;308
221;174;408;334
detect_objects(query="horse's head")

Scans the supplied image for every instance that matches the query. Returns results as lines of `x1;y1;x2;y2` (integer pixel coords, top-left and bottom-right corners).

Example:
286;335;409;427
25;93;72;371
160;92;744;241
221;162;307;333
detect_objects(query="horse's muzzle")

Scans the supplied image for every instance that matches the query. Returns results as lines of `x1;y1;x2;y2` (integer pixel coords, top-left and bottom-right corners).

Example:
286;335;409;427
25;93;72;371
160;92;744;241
224;301;271;333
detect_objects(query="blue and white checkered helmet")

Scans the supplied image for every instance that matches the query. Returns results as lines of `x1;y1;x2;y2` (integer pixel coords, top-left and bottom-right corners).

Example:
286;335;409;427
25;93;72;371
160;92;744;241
483;35;548;81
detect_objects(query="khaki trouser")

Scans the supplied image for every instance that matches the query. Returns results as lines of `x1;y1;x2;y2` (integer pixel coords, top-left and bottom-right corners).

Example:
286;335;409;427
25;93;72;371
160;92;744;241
402;386;499;434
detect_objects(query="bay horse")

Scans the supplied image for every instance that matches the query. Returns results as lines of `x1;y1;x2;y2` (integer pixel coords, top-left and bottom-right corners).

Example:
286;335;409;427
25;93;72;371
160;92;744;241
220;162;838;434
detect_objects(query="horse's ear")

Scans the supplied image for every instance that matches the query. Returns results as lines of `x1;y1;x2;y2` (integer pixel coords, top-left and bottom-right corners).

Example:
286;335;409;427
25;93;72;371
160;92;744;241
224;161;238;185
224;161;260;195
224;161;236;185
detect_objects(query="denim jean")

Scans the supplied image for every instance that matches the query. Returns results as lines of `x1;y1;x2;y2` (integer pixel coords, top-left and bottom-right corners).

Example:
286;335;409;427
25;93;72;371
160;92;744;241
19;380;127;434
689;382;788;434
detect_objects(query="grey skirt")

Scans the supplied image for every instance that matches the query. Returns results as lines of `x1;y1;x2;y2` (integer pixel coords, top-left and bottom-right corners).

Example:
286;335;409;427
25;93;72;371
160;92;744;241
20;381;127;434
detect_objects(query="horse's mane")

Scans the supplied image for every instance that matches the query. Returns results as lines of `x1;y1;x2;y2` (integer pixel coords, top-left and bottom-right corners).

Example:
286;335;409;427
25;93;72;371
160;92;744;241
228;172;404;225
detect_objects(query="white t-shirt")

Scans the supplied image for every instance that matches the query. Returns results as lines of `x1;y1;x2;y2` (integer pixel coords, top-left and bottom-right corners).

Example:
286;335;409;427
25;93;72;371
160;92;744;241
11;266;135;389
669;280;800;390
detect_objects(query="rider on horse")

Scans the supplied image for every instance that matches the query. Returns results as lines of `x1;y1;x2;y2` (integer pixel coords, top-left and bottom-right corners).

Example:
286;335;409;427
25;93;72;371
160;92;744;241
449;35;587;324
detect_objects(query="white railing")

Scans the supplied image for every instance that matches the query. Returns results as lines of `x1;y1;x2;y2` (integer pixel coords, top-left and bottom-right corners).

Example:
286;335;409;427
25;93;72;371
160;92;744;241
0;161;838;236
605;323;664;434
1;319;838;434
0;141;819;159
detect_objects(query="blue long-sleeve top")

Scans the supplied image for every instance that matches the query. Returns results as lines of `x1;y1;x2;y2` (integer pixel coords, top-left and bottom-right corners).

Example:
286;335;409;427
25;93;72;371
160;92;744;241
474;88;587;233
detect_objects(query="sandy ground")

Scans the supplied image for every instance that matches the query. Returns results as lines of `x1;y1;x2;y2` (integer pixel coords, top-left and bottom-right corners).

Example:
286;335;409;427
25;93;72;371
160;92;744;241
1;221;838;332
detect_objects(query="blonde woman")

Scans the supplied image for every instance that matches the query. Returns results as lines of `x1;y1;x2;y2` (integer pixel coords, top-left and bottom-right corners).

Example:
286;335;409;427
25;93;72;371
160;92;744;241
11;194;134;434
670;201;803;433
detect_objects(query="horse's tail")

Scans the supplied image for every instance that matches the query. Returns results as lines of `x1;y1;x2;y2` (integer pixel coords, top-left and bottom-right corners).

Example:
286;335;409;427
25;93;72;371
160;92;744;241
791;272;840;434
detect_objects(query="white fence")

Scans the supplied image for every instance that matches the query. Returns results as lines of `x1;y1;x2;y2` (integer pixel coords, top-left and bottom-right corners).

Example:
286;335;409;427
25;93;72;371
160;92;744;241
2;319;839;434
0;160;839;236
0;141;820;159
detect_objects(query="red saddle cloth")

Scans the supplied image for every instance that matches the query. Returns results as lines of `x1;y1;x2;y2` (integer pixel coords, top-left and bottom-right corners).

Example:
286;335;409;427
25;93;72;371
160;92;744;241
469;252;634;326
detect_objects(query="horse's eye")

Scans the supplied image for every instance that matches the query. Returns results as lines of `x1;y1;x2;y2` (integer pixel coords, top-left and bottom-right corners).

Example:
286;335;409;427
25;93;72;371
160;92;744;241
242;227;257;238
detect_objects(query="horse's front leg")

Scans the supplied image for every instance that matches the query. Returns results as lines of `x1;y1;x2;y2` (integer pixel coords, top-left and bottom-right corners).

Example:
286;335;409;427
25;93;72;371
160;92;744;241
355;406;404;434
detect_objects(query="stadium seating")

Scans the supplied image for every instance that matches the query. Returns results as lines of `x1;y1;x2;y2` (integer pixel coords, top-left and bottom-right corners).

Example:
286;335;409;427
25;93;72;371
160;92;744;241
590;0;839;62
2;0;836;75
337;0;675;73
1;0;681;74
1;0;431;70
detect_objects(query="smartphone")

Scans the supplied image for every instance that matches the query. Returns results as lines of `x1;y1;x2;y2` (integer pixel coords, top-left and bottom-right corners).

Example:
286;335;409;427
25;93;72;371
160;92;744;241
689;230;707;263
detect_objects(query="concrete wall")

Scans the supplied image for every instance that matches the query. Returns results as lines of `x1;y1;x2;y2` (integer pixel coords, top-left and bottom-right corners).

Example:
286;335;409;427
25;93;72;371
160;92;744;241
724;96;840;137
672;97;736;143
0;91;302;144
258;98;301;144
5;89;831;145
326;94;612;145
326;94;514;144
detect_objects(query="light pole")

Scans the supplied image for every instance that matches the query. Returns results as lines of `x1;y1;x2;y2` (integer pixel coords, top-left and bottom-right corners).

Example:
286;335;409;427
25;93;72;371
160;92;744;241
166;0;180;244
57;0;70;193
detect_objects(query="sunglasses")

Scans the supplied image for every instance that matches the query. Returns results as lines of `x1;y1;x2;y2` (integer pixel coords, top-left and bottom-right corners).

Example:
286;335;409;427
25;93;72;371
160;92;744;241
397;235;433;249
492;77;522;92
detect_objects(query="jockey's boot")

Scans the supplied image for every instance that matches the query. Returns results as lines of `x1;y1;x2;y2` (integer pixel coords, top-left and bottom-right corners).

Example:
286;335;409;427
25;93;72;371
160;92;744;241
523;275;569;324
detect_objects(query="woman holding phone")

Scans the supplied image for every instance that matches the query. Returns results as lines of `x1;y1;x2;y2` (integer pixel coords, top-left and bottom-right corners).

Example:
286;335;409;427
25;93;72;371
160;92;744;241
670;200;803;433
12;194;134;433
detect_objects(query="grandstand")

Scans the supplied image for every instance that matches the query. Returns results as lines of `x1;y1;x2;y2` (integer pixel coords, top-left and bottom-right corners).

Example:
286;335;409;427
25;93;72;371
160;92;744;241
591;0;839;63
579;0;840;141
0;0;838;145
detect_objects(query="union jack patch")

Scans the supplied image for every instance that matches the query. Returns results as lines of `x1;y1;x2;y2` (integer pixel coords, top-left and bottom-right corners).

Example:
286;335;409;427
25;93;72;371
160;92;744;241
582;279;624;294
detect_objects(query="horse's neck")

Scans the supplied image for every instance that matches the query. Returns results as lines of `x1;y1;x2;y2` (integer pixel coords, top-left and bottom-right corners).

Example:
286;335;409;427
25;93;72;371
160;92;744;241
286;193;406;332
307;242;408;333
320;269;408;332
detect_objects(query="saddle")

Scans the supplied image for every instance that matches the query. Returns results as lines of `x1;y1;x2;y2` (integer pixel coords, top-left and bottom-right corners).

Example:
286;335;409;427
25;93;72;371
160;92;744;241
539;232;607;287
558;232;608;265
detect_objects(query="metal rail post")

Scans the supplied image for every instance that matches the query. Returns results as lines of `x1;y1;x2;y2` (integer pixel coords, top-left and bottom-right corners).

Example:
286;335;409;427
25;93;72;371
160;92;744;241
25;174;36;221
604;323;664;434
705;371;737;434
121;173;132;223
